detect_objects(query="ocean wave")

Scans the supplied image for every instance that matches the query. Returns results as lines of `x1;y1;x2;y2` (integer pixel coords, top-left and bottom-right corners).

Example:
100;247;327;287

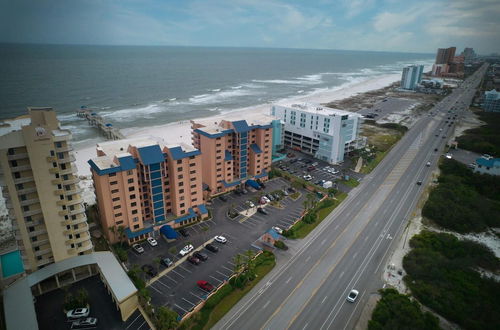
57;113;78;121
231;85;243;89
100;104;165;122
187;88;259;105
210;89;221;92
59;124;95;135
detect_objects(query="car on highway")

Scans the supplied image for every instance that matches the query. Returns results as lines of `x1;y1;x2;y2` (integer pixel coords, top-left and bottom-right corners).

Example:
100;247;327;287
346;289;359;303
197;280;215;292
426;161;431;167
132;244;144;254
179;244;194;256
214;235;227;244
205;243;219;252
147;237;158;247
161;257;173;267
67;308;90;320
188;255;201;265
417;181;422;185
71;317;98;329
141;264;157;277
193;251;209;261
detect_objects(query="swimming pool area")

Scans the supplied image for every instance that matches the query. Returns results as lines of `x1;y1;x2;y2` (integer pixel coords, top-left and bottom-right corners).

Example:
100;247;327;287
1;250;24;278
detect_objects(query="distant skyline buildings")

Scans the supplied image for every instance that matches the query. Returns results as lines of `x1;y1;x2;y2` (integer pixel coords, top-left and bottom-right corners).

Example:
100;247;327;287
435;47;456;64
400;65;424;90
431;46;467;78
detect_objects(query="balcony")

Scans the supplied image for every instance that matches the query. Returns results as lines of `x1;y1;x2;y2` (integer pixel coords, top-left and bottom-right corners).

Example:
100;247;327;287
11;164;32;172
59;165;77;176
36;256;55;267
56;198;82;207
56;153;76;164
59;207;85;217
19;198;39;207
52;178;62;185
28;228;48;238
23;208;42;217
62;177;80;185
17;187;37;195
49;167;59;174
46;156;56;162
55;145;73;153
34;247;52;257
31;238;49;247
53;130;71;142
64;187;83;196
13;176;34;184
7;153;28;161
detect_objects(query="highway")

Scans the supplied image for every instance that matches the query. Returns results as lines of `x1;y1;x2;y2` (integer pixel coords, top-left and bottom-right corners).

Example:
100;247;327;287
215;63;488;330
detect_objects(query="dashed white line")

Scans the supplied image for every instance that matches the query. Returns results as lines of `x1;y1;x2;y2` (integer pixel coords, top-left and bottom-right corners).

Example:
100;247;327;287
285;276;293;284
321;295;328;304
262;300;270;309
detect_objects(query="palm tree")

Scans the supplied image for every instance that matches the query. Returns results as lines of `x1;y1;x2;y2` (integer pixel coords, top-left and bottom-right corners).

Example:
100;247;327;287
233;254;243;274
117;225;125;247
306;193;315;209
244;250;256;278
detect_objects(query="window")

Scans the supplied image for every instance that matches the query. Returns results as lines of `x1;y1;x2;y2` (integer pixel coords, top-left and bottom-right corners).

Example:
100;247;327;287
114;213;122;217
178;174;183;179
180;196;185;201
132;209;138;214
127;170;133;175
180;203;185;208
130;194;136;199
14;172;20;179
133;217;139;222
216;156;222;160
128;186;135;192
111;189;119;194
112;197;120;202
109;172;116;177
189;163;196;167
179;182;184;186
131;202;137;207
29;226;34;232
128;178;134;184
164;188;170;193
190;170;196;174
179;189;184;194
25;216;32;222
134;224;140;229
177;160;182;164
177;167;183;172
190;177;196;181
192;198;198;202
190;184;196;189
110;181;118;185
113;205;121;210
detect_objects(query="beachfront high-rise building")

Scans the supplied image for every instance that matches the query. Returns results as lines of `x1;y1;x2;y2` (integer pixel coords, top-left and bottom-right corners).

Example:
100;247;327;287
89;138;207;244
435;47;456;64
191;115;275;196
483;89;500;112
271;103;363;164
0;108;92;273
432;46;464;77
401;65;424;90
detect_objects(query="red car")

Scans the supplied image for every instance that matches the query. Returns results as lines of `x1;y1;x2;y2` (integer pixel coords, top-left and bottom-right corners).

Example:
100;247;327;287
197;280;214;292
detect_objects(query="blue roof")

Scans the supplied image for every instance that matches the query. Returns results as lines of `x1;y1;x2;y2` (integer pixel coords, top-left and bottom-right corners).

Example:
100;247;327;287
267;229;281;239
174;208;197;223
160;225;178;239
476;157;500;167
138;145;165;165
232;120;250;133
250;143;262;154
246;179;261;190
197;204;208;214
118;155;136;171
169;146;201;160
124;226;154;239
224;150;233;161
194;128;233;138
254;169;268;179
222;179;241;187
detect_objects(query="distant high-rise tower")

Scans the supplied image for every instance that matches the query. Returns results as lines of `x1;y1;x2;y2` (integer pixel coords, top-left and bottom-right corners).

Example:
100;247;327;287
0;108;93;273
435;47;456;64
461;48;476;64
401;65;424;90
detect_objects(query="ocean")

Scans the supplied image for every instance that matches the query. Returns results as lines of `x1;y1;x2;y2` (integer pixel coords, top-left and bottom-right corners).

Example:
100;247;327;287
0;44;433;147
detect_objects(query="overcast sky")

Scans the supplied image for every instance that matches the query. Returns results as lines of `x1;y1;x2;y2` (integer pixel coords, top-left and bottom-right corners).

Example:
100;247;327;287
1;0;499;54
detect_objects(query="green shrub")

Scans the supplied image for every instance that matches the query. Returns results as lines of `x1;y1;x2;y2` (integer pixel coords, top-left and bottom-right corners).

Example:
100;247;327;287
204;284;233;309
274;240;288;250
115;246;128;262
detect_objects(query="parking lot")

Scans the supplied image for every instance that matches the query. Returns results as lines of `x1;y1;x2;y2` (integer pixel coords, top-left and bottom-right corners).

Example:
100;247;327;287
275;150;365;194
358;97;418;121
125;177;308;318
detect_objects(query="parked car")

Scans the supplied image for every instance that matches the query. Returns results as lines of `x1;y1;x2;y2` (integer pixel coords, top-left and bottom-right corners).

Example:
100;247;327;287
262;196;270;203
303;175;312;181
161;257;173;268
66;308;90;320
273;193;281;200
141;264;157;277
272;226;283;234
445;153;452;159
197;280;214;292
147;237;158;247
246;201;255;208
219;195;228;202
132;244;144;254
346;289;359;303
194;251;209;261
259;182;266;188
288;187;296;193
468;163;476;169
242;188;248;194
188;255;201;265
266;194;274;201
282;189;289;196
257;207;268;215
214;236;227;244
205;243;219;252
234;189;242;196
71;317;98;329
179;228;190;237
179;244;194;256
307;166;315;171
259;198;267;205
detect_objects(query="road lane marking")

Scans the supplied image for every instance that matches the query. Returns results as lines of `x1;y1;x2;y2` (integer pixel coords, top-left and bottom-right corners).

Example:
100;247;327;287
305;256;311;262
339;271;344;279
321;295;328;304
285;276;293;284
321;239;327;245
262;301;270;309
353;252;357;259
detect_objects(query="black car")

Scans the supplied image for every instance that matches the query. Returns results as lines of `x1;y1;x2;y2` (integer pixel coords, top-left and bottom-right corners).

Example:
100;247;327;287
141;264;157;277
234;189;242;196
179;228;190;237
259;182;266;188
205;243;219;253
266;194;275;201
219;195;228;202
257;207;268;215
188;256;201;265
288;187;296;193
194;252;209;261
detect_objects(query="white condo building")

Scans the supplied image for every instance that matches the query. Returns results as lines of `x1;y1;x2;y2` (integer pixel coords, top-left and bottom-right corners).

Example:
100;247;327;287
271;103;363;164
401;65;424;90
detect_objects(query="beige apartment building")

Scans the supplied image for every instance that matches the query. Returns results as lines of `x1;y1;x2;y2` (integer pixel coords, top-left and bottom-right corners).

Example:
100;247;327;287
191;116;274;196
0;108;92;273
89;138;207;244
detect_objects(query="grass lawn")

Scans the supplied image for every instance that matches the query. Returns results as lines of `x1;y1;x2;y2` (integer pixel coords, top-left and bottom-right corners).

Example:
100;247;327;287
361;150;388;174
342;177;360;187
289;193;347;239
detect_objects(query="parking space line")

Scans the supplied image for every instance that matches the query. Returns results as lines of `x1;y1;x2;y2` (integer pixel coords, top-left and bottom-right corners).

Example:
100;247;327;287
190;226;199;234
221;265;233;273
171;269;186;278
182;297;197;306
210;275;223;284
125;313;142;329
155;278;171;290
149;284;164;295
137;320;148;330
165;275;178;283
174;304;188;313
190;291;204;300
178;265;192;274
216;270;229;278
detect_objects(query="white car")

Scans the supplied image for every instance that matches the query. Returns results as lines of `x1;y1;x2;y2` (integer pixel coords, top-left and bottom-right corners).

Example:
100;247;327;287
246;201;255;208
303;175;312;181
132;244;144;254
262;196;270;203
272;226;283;234
66;308;90;320
426;161;431;167
214;235;227;244
445;153;452;159
346;289;359;303
179;244;194;256
147;237;158;247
